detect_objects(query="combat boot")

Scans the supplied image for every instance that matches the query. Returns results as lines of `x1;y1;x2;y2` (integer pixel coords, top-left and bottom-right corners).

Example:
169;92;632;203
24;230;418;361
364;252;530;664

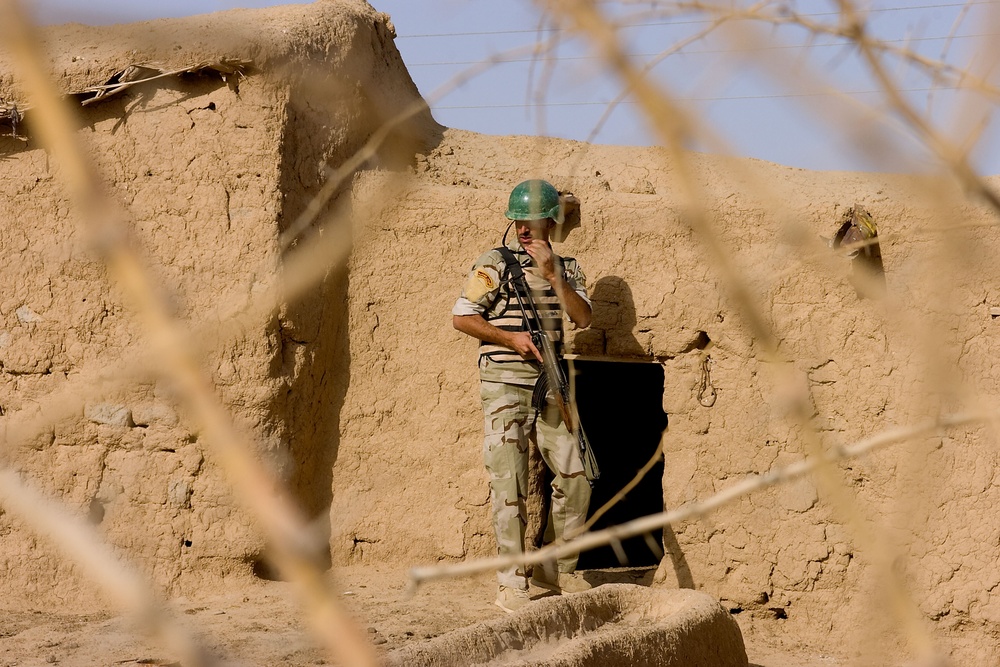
494;585;531;613
531;568;592;594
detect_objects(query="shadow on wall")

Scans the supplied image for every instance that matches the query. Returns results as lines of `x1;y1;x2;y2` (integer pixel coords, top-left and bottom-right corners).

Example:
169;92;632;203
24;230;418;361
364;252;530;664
265;85;357;572
261;62;443;572
573;276;647;358
662;524;695;588
271;262;349;572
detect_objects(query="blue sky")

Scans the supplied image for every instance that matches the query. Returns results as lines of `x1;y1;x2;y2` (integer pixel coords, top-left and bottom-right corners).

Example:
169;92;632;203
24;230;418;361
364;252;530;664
29;0;1000;175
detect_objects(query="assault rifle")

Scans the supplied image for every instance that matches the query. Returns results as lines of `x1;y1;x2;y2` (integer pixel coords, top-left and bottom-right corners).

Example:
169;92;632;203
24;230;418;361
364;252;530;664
498;247;601;485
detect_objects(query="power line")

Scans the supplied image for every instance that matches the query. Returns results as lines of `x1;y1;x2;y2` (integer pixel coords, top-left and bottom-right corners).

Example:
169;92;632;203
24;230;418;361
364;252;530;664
431;85;962;108
407;32;997;67
395;1;995;39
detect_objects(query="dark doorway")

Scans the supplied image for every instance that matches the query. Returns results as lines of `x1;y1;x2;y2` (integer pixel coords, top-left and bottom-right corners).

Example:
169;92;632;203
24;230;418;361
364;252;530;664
572;359;667;569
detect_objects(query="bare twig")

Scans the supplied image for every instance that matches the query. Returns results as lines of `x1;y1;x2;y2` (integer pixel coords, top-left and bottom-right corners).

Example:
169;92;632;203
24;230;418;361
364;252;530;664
411;410;987;588
525;4;949;663
927;0;975;114
569;428;665;538
835;0;1000;214
0;2;379;666
0;469;212;666
0;59;252;136
585;12;733;143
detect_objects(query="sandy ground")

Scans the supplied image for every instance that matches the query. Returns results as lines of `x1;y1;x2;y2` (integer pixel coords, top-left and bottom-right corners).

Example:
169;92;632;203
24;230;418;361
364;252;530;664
0;565;856;667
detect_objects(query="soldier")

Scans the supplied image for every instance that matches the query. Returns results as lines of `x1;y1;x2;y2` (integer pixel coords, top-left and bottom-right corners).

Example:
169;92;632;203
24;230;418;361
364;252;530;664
452;179;594;613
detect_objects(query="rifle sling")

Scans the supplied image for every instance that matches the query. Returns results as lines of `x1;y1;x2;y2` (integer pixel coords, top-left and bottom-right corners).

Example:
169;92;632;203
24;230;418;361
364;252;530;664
496;250;600;484
496;247;532;323
498;247;548;409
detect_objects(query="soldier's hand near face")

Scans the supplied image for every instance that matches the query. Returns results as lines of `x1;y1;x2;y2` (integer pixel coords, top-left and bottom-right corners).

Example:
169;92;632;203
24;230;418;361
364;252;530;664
523;239;557;283
523;237;592;330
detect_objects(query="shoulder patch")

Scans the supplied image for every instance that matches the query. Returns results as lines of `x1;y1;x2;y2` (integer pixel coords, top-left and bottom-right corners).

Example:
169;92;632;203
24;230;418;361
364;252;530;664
475;269;496;290
465;265;499;303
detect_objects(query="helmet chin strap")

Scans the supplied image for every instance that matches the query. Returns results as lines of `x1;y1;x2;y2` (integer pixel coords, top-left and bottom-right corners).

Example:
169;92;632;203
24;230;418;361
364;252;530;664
501;220;515;247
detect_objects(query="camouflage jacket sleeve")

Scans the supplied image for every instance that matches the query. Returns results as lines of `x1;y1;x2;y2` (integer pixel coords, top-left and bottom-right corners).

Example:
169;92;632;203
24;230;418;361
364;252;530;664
562;256;591;306
451;249;505;316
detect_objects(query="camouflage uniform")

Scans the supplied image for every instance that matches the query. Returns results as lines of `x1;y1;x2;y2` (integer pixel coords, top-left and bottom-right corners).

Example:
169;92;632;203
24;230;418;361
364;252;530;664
454;240;592;591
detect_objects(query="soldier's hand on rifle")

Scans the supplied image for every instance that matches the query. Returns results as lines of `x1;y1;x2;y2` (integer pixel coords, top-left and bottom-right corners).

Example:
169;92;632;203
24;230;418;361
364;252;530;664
507;331;543;362
523;239;557;283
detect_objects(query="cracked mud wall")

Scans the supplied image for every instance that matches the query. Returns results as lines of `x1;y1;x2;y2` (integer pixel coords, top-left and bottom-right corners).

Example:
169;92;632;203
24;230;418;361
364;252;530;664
331;130;1000;653
0;72;287;607
3;0;1000;656
0;0;436;608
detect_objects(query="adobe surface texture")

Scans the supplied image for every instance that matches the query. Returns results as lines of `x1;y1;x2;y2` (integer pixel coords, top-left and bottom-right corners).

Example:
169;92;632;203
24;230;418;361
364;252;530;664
1;1;998;666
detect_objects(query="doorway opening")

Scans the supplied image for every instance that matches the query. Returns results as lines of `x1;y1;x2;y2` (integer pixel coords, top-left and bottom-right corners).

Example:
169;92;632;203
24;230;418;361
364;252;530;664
571;358;667;569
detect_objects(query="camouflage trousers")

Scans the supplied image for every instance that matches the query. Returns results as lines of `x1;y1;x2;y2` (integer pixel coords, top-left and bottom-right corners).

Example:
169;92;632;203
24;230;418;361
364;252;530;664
480;380;592;590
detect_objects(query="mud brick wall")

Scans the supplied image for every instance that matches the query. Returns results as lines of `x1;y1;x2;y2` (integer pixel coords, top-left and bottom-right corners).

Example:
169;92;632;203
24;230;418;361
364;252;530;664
3;2;1000;655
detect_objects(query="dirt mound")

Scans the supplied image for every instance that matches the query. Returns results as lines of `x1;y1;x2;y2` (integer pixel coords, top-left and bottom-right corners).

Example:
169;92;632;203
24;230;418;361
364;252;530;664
386;584;747;667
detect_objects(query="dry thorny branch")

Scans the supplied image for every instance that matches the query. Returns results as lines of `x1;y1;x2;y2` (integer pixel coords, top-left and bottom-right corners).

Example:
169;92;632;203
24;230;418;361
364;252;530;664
528;2;986;664
410;410;990;586
1;1;999;666
0;1;378;666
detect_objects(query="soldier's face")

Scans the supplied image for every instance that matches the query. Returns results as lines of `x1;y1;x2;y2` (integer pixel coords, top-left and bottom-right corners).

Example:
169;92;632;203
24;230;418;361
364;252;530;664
515;219;552;247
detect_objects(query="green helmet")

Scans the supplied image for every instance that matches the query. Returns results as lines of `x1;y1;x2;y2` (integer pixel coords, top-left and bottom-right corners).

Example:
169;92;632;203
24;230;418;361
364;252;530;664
505;179;561;221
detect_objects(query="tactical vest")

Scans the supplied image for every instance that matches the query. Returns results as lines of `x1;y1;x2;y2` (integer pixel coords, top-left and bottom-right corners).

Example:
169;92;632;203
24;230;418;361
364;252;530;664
479;247;566;363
